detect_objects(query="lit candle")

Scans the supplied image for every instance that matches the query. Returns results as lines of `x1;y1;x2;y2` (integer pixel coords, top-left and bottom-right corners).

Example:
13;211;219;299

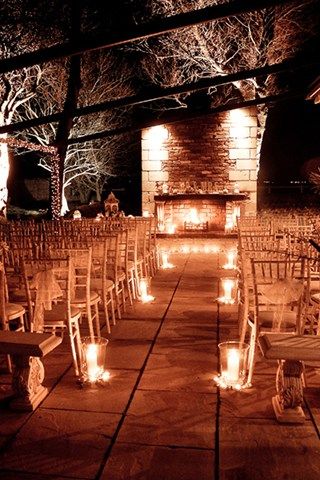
226;348;240;383
223;279;234;302
167;223;176;234
140;279;148;299
223;251;236;269
139;278;155;303
224;221;234;233
86;343;99;381
161;252;174;269
162;252;168;265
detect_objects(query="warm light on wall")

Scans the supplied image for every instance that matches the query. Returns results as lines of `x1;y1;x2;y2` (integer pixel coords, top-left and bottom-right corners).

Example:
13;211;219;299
146;125;169;148
229;108;247;126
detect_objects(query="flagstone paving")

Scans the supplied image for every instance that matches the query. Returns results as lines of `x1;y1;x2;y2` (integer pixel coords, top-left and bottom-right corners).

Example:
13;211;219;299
1;238;320;479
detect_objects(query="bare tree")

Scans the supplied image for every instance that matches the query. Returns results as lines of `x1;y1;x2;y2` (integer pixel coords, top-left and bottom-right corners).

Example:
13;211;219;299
133;0;320;165
16;50;133;214
0;0;71;215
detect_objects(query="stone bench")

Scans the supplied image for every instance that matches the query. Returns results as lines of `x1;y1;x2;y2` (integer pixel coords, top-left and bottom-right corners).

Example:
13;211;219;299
0;331;62;411
259;334;320;424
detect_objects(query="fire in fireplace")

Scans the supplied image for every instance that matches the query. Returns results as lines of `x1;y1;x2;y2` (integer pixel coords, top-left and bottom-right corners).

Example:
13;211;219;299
184;208;208;232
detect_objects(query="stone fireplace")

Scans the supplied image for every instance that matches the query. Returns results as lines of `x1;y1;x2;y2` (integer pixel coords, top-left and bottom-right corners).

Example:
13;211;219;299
141;107;258;231
154;193;247;233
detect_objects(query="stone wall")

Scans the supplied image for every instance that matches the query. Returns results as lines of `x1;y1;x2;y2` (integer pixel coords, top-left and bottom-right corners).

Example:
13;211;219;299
141;107;258;217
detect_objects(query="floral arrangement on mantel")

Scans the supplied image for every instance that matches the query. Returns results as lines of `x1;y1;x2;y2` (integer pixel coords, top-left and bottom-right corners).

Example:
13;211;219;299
156;181;242;195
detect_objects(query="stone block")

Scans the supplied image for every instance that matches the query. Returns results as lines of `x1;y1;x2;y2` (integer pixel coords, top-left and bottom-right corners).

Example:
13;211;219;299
148;149;169;161
229;126;249;138
229;149;250;160
250;170;258;181
142;160;162;171
142;180;157;192
149;171;169;182
237;180;256;192
236;159;257;171
229;137;256;149
141;149;149;161
103;444;214;480
141;129;150;140
250;148;258;159
242;196;257;214
250;127;258;137
142;192;151;204
228;170;249;181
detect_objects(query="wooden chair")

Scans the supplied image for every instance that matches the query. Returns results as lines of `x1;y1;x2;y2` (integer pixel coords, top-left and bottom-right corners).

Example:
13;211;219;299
21;256;82;376
0;258;26;372
104;233;126;319
47;247;101;338
246;257;305;385
90;239;116;333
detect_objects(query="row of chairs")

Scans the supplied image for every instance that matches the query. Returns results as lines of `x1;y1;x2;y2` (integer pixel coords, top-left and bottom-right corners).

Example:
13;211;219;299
0;217;160;376
237;216;320;385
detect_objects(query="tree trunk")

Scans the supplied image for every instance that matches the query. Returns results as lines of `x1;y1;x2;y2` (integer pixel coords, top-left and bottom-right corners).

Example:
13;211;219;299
256;105;268;174
0;131;10;217
50;3;81;219
61;187;69;216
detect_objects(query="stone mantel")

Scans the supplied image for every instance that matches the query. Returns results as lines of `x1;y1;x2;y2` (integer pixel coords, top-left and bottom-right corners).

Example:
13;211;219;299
154;193;249;202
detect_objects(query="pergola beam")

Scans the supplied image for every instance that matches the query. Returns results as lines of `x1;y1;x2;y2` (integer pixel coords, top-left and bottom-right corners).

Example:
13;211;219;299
0;0;297;74
68;90;303;145
0;59;317;136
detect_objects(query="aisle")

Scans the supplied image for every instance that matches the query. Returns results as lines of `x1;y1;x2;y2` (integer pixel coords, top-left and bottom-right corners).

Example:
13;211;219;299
1;239;320;480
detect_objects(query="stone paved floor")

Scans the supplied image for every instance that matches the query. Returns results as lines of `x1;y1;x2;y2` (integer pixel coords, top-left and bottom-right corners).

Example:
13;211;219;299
1;238;320;479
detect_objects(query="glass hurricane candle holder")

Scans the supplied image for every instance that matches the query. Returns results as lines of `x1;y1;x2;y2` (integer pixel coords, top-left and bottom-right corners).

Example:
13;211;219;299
161;251;174;269
138;277;155;303
81;336;109;384
166;223;176;234
217;278;236;304
223;250;237;270
214;341;250;390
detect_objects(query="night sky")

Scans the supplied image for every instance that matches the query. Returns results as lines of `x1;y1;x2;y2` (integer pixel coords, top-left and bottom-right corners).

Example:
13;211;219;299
260;97;320;183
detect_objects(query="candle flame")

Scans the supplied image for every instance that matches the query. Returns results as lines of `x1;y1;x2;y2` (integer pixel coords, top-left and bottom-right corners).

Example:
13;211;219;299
139;279;155;303
161;252;174;269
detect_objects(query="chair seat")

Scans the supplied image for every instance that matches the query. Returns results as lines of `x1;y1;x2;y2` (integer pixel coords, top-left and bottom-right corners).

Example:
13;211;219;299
91;278;114;291
107;272;125;283
311;292;320;302
248;310;297;330
5;302;26;320
44;304;81;323
71;290;101;307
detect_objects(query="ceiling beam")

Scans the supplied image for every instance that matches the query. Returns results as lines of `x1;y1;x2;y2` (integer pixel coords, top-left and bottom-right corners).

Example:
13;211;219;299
0;0;297;74
67;89;303;145
1;59;317;135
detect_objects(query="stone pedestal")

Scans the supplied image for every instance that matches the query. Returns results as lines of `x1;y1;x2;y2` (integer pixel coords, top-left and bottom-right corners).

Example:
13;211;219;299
259;333;320;424
0;331;62;411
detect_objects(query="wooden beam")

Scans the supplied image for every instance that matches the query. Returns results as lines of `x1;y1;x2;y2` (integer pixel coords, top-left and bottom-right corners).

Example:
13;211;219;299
0;0;297;74
68;89;303;145
1;59;317;135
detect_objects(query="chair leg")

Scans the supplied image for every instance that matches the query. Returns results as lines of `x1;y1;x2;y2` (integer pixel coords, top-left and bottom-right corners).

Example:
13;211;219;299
115;286;122;320
126;274;133;306
103;294;111;334
247;327;257;386
69;322;81;376
121;279;126;312
110;290;116;326
93;303;101;336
